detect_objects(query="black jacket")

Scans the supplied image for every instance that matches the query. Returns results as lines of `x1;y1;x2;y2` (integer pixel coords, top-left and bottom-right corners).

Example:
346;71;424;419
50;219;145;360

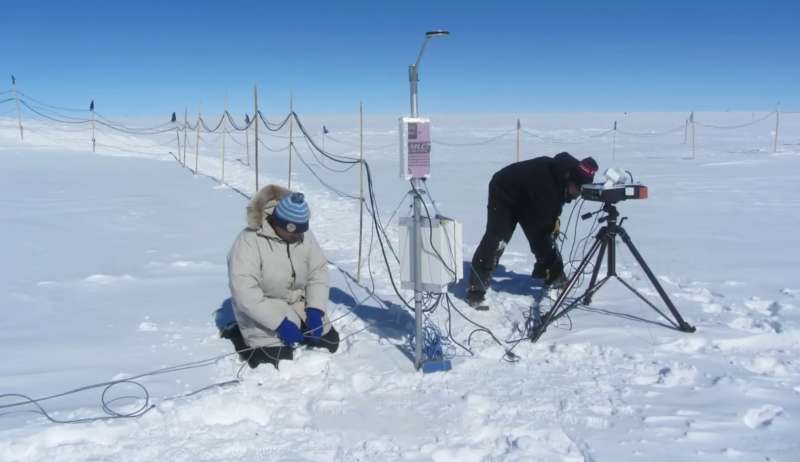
489;152;579;263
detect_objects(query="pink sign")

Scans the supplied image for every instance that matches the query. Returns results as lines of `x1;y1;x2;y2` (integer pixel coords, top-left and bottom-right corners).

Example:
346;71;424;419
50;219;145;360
407;121;431;178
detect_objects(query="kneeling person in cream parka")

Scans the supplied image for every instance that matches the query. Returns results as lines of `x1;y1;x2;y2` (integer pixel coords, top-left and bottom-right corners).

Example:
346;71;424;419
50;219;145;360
227;184;338;369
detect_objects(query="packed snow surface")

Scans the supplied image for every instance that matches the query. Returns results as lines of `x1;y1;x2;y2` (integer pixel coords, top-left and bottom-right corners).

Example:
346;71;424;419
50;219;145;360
1;110;799;461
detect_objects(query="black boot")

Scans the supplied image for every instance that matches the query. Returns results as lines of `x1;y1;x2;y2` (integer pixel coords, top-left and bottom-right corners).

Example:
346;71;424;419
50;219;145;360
319;326;340;353
247;345;294;369
467;288;486;308
220;324;251;361
300;319;340;353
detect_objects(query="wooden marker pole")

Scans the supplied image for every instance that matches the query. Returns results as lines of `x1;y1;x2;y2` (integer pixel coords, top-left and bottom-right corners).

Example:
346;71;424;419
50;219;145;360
357;102;365;282
288;95;294;189
12;75;23;141
254;85;260;191
195;109;201;173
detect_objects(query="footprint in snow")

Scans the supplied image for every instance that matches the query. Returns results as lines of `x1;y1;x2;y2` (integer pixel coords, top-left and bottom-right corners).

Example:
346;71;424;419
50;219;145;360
743;404;783;429
743;297;782;316
780;288;798;298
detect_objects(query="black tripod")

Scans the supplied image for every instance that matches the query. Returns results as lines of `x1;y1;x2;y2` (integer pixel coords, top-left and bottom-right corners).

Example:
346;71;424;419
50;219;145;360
529;202;696;342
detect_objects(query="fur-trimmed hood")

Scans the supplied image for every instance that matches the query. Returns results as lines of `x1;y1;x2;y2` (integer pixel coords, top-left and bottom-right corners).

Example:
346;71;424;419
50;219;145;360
246;184;292;230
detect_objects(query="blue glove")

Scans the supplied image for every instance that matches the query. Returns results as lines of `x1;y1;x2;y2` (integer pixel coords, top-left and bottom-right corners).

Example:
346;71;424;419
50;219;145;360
304;308;324;344
276;318;303;346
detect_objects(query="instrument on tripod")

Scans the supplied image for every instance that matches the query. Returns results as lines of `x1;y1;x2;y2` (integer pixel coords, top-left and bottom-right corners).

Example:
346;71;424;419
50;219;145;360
530;174;696;343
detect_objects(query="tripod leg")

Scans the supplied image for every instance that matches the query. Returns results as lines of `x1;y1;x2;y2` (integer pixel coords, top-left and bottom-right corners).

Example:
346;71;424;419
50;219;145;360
583;238;608;305
618;228;696;333
531;236;604;342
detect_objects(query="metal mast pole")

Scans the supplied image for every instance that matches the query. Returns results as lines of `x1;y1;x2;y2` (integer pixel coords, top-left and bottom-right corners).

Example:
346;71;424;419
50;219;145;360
409;52;423;370
408;30;448;370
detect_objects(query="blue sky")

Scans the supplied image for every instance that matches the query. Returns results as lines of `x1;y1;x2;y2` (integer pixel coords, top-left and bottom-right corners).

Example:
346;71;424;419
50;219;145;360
2;0;797;116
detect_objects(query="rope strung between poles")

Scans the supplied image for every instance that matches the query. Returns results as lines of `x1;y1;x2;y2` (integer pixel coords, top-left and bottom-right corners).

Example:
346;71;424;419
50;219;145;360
616;125;685;137
299;134;361;174
587;128;615;138
696;111;776;129
199;114;227;133
257;136;290;153
432;128;515;146
223;111;255;131
16;90;91;113
291;147;362;201
257;111;292;132
325;135;395;152
521;128;590;145
95;112;174;131
20;99;178;135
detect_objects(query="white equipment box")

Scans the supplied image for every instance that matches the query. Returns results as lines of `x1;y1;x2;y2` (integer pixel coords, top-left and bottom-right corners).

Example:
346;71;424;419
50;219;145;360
399;215;463;292
399;117;431;180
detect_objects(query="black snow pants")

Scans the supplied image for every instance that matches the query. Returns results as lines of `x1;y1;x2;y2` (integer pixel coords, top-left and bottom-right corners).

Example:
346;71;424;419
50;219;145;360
469;181;554;293
221;323;340;370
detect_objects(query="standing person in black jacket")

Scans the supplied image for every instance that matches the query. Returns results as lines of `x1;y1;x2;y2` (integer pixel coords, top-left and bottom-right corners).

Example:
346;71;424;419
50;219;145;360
467;152;598;307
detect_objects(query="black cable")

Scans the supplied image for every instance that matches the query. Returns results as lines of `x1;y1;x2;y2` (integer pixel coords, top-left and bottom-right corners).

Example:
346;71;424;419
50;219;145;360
257;111;291;132
292;146;361;200
198;114;226;133
95;112;173;132
444;294;519;362
409;181;458;279
224;111;254;132
16;91;90;113
291;112;360;164
20;98;178;136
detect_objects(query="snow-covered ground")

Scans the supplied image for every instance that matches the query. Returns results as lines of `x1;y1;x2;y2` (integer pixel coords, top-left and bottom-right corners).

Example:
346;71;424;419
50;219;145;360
1;108;799;461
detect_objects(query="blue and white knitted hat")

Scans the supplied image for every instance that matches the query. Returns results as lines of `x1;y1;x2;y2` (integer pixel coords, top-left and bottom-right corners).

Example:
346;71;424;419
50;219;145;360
273;192;310;233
